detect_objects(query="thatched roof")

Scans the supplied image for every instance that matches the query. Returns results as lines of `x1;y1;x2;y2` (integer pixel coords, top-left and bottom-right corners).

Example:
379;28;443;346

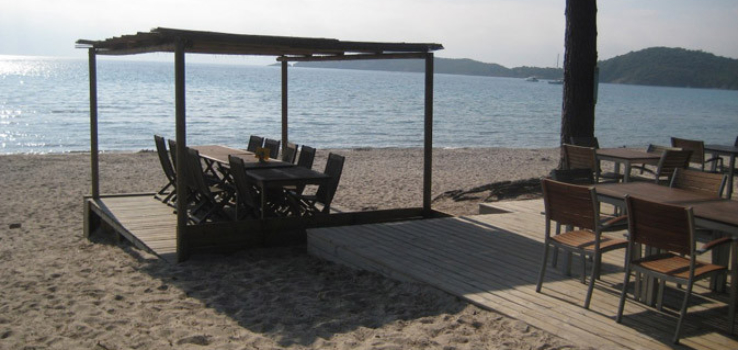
77;27;443;60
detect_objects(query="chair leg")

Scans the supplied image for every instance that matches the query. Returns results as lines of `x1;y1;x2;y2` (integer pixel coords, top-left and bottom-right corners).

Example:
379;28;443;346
730;241;737;333
616;265;632;323
656;279;665;311
673;282;694;344
536;243;550;293
584;253;600;309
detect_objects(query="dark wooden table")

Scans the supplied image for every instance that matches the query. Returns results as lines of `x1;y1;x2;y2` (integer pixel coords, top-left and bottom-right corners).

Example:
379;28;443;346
192;145;294;169
596;148;661;182
705;144;738;199
247;167;331;218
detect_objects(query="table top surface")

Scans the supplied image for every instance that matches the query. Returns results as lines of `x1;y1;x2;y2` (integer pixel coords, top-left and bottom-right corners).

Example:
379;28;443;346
593;182;738;229
193;145;294;169
705;144;738;154
596;148;662;161
594;182;719;204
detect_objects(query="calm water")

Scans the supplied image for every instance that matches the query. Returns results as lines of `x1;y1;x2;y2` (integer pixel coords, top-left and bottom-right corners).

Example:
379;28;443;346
1;55;737;154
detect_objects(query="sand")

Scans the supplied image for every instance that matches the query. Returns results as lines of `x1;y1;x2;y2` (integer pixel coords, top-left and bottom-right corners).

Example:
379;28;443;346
0;148;595;350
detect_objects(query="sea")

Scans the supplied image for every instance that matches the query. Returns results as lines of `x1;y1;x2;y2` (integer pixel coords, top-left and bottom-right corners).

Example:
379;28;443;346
1;55;737;154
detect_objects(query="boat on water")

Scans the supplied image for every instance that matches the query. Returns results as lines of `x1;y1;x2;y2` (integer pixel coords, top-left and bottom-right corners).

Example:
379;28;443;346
548;79;563;85
525;77;539;82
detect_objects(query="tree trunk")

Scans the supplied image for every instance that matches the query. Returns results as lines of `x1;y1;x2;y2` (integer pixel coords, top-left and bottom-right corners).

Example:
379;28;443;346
560;0;598;167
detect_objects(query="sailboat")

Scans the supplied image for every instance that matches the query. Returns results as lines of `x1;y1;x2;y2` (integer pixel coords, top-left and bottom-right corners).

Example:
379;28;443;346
548;54;563;84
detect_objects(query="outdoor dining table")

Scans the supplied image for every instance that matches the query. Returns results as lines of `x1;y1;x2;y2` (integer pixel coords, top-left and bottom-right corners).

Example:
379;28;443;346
705;144;738;199
246;167;331;219
593;181;738;305
595;148;662;182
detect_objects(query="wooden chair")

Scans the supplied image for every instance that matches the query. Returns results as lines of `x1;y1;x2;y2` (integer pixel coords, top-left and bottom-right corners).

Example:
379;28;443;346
569;136;600;149
281;142;298;164
617;195;734;343
247;135;264;153
632;149;692;184
228;155;261;220
637;144;681;175
563;144;621;183
154;135;177;204
288;145;317;195
263;138;281;159
670;168;727;197
671;137;721;172
296;145;316;170
536;179;628;309
290;153;345;216
183;148;233;223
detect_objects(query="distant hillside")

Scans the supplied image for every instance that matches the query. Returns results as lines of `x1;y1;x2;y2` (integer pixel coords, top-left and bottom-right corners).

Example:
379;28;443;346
295;58;564;80
598;47;738;90
294;47;738;90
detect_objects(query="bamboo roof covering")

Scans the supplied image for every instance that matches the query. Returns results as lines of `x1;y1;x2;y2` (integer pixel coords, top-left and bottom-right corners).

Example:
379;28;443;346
76;27;444;61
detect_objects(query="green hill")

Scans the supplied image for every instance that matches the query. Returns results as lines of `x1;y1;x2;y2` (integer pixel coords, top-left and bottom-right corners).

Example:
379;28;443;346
598;47;738;90
294;47;738;90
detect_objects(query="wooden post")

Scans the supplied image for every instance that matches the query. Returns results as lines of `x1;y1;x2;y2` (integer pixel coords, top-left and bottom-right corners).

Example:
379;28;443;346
174;40;189;262
281;60;289;152
88;48;99;199
423;53;434;216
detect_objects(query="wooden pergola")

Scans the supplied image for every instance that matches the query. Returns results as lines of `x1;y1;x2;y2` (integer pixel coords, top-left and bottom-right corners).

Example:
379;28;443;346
77;27;444;261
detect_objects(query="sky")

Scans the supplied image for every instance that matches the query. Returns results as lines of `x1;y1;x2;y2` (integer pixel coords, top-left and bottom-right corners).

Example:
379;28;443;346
1;0;737;68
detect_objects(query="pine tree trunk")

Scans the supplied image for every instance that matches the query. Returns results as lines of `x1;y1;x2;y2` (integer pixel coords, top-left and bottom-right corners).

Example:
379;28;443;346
560;0;598;167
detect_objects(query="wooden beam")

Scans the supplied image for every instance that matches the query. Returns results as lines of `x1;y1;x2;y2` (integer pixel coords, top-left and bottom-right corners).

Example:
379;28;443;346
88;48;100;199
423;53;434;216
174;40;188;263
281;60;288;153
278;52;428;62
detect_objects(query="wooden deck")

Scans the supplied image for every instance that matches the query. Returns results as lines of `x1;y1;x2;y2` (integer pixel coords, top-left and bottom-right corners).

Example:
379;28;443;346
85;194;178;263
307;199;738;350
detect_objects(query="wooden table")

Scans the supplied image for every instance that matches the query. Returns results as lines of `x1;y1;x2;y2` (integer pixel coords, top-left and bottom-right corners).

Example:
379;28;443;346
594;182;719;207
705;144;738;199
192;145;293;169
596;148;661;182
247;167;331;219
593;182;738;312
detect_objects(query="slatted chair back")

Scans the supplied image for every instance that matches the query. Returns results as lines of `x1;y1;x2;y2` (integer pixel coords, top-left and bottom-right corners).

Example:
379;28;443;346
671;137;706;170
185;148;210;196
281;142;298;163
550;168;594;185
297;145;316;169
263;138;281;159
670;168;727;197
167;139;178;168
228;155;260;218
627;195;693;259
563;144;597;171
247;135;264;152
154;135;176;182
569;136;600;149
315;153;345;209
654;149;692;183
645;144;680;155
541;179;598;231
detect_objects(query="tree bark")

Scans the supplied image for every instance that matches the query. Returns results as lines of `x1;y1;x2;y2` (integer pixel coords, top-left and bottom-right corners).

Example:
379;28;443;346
560;0;598;166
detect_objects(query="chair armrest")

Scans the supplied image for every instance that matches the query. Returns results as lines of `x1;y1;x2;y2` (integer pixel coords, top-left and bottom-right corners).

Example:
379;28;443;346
697;236;733;255
601;215;628;228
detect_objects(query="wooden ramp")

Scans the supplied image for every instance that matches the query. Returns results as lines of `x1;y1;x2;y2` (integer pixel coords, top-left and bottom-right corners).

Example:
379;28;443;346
308;199;737;350
86;194;177;263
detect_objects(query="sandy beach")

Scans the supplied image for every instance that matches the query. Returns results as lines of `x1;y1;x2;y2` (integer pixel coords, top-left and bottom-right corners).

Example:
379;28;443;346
0;148;598;350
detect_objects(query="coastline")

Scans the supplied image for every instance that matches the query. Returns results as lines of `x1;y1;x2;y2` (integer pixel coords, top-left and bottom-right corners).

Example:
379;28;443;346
0;148;587;349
